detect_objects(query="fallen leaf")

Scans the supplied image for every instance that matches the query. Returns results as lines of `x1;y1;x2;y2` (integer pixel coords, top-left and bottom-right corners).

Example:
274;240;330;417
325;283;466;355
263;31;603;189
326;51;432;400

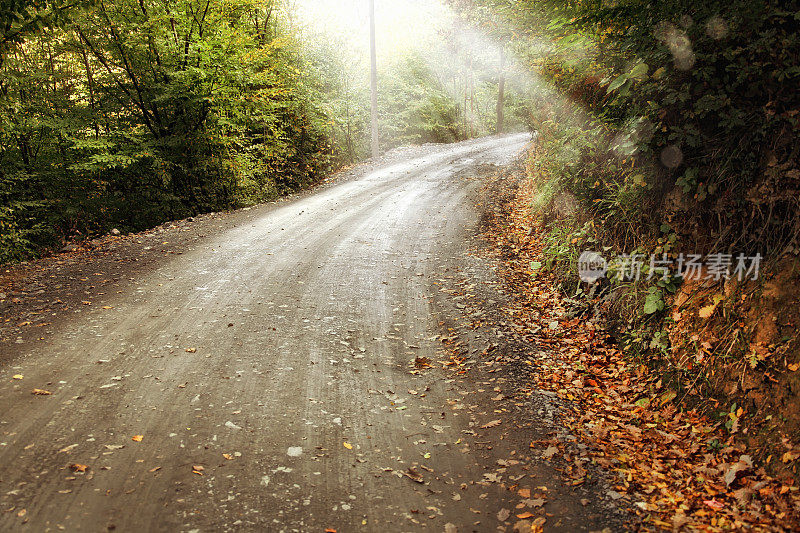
12;374;23;380
724;455;753;486
414;356;432;368
131;435;143;442
404;467;424;483
69;463;89;472
703;499;725;510
698;296;724;319
781;451;799;463
788;363;799;372
481;419;502;429
343;442;353;450
518;488;531;498
149;466;161;473
542;446;558;459
497;508;511;521
31;389;51;395
516;511;535;519
185;348;197;353
222;453;233;460
672;512;691;529
698;305;715;319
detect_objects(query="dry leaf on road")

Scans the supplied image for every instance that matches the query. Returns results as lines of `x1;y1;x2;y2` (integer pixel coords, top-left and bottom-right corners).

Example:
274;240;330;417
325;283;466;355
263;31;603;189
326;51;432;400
404;467;424;483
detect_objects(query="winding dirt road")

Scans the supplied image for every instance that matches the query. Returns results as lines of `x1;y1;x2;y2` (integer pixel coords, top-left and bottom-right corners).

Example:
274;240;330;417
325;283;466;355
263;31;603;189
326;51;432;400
0;134;615;532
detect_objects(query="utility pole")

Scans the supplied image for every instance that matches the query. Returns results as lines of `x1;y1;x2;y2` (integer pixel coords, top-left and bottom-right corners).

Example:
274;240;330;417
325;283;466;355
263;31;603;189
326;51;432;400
369;0;379;158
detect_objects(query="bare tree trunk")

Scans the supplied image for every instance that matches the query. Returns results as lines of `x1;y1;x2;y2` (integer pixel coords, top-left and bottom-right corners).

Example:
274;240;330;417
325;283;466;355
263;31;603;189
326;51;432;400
468;55;474;138
369;0;379;158
496;48;505;134
77;42;100;137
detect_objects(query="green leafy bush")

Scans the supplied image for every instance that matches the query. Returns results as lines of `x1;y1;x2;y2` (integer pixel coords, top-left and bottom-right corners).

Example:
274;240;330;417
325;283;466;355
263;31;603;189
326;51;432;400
0;0;336;261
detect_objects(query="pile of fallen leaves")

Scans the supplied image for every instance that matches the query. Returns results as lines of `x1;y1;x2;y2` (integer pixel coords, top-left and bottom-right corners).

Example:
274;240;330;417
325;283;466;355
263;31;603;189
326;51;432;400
481;175;800;531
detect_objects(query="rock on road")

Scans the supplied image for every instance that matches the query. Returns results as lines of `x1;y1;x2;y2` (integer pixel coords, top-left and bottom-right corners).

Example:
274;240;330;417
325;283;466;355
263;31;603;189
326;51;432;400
0;134;579;532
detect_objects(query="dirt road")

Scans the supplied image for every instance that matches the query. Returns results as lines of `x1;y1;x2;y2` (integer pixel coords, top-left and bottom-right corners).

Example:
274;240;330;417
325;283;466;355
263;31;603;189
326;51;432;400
0;134;617;532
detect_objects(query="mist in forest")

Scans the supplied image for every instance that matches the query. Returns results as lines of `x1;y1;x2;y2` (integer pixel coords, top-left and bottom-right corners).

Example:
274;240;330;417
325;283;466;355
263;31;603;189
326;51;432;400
288;0;535;161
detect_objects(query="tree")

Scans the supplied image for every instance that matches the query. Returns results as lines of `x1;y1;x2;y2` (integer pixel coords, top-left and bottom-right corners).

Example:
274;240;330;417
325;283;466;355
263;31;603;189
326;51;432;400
0;0;87;67
0;0;336;262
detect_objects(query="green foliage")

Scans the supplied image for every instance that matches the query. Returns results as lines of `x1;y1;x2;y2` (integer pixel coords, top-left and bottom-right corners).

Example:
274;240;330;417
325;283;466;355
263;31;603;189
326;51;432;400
0;0;336;261
643;287;665;315
462;0;799;350
380;54;461;147
1;0;538;263
298;33;371;165
0;172;47;262
465;0;799;258
0;0;89;61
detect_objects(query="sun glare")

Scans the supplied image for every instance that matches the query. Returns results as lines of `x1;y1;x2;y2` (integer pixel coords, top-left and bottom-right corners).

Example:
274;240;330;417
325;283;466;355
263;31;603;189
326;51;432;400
291;0;452;61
